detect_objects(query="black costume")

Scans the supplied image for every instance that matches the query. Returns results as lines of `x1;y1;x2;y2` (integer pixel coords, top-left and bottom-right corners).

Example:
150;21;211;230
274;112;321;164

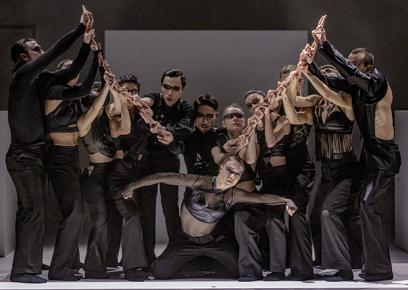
6;23;85;279
152;177;238;279
309;99;356;278
80;110;116;277
234;123;314;280
183;127;219;176
311;41;401;279
137;93;194;264
107;115;151;279
44;48;98;280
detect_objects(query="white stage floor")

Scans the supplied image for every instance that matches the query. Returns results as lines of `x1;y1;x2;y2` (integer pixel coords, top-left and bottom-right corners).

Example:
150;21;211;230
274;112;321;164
1;244;408;289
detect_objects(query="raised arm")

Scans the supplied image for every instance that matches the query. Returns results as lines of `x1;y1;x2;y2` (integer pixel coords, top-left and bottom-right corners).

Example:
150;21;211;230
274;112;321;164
16;9;91;78
280;87;313;125
122;173;202;199
302;67;354;116
238;123;259;165
228;187;297;215
77;82;109;137
313;26;387;102
52;20;95;83
47;50;99;101
264;108;291;148
110;98;132;138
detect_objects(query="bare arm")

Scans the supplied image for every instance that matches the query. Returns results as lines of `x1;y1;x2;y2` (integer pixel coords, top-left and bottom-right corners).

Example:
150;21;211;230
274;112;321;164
281;89;313;125
303;68;353;111
264;109;291;148
228;188;297;215
238;129;258;165
122;173;203;199
77;83;109;137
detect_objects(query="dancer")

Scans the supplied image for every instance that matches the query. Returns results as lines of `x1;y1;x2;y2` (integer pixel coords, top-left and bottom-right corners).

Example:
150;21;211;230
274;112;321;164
6;8;91;283
309;24;400;281
138;69;195;265
44;31;99;280
280;63;356;280
122;156;297;280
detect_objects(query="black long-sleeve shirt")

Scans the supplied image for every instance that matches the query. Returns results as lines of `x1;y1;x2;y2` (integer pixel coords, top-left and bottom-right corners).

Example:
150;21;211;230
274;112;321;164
143;93;194;163
311;41;400;173
8;23;85;148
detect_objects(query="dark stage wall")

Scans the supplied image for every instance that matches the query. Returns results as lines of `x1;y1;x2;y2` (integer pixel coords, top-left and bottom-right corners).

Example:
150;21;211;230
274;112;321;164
0;0;404;243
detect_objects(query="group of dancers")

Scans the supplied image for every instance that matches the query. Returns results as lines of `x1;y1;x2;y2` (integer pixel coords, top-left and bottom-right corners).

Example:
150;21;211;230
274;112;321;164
6;6;400;284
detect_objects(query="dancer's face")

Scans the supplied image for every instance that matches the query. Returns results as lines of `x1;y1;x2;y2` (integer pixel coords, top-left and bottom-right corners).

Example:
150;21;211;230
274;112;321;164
319;65;340;78
121;82;139;109
161;76;184;107
23;40;44;62
222;107;245;133
245;93;264;114
348;52;372;73
218;159;244;188
195;105;218;133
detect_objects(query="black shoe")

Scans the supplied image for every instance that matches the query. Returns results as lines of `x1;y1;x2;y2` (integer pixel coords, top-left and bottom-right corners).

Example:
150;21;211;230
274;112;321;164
124;269;152;281
238;275;259;282
359;272;393;281
84;271;110;279
48;270;83;281
286;272;314;281
10;274;47;283
72;262;84;271
264;272;286;281
41;264;50;271
326;270;354;282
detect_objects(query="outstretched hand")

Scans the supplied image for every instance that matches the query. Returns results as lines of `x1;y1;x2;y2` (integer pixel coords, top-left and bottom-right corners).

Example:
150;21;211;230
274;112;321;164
80;5;93;26
311;15;327;45
157;129;174;145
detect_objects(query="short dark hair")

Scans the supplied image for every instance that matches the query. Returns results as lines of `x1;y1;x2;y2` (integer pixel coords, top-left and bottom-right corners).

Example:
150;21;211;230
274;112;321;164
222;103;244;119
350;47;374;66
11;38;34;63
11;38;34;72
118;74;141;91
160;69;186;89
244;89;266;101
279;64;296;79
193;94;219;112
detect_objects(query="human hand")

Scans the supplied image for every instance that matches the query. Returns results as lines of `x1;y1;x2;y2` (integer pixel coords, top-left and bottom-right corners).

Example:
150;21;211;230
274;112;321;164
311;15;327;45
122;186;133;199
80;5;93;27
157;129;174;145
223;138;241;154
285;199;298;216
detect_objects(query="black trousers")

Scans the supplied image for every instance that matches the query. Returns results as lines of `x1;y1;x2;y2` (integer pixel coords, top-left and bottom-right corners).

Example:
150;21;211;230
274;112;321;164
360;169;395;276
107;159;148;271
6;144;47;275
235;165;313;278
137;157;181;264
309;156;355;271
46;145;83;276
152;228;239;279
80;162;112;274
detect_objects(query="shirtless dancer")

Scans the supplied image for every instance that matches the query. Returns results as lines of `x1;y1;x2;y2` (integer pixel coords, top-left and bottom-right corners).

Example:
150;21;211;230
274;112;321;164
307;24;401;281
121;156;297;280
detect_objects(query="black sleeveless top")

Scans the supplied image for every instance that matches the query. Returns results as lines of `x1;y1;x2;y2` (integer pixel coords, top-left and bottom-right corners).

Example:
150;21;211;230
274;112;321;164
45;100;80;133
184;176;231;224
314;99;353;160
82;111;115;158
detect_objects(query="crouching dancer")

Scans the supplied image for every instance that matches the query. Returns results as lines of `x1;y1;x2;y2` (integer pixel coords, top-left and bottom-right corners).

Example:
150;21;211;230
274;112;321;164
122;156;297;280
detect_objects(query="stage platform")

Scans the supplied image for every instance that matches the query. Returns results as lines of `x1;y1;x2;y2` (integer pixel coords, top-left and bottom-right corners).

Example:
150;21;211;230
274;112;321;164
1;244;408;289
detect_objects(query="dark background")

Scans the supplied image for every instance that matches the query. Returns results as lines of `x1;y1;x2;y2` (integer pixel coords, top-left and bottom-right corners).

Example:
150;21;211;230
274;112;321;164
0;0;405;244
